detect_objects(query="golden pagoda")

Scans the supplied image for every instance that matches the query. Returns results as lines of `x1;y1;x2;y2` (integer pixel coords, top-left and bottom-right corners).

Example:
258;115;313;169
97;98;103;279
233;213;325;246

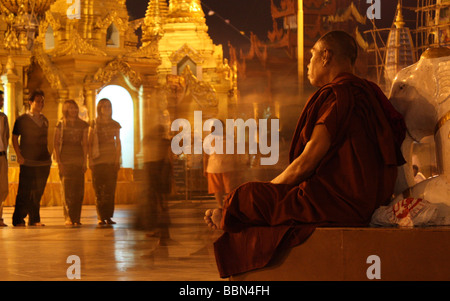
154;0;236;122
0;0;235;204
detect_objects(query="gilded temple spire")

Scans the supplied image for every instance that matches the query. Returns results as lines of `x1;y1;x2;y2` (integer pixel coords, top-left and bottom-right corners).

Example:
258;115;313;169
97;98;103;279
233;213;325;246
142;0;167;44
145;0;168;25
167;0;206;24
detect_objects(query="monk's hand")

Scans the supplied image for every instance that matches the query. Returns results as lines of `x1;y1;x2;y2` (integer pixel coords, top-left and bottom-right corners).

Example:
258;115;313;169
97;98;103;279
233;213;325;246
17;154;25;165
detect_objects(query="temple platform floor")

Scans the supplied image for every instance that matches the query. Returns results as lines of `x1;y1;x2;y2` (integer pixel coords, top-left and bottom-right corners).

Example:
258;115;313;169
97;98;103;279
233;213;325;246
2;198;449;283
0;199;224;281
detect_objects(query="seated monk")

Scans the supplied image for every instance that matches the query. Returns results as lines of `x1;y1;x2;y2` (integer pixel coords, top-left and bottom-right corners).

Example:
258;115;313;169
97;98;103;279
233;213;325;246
204;30;406;278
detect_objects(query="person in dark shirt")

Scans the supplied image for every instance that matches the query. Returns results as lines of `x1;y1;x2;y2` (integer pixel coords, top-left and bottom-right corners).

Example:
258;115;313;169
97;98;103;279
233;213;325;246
12;90;52;227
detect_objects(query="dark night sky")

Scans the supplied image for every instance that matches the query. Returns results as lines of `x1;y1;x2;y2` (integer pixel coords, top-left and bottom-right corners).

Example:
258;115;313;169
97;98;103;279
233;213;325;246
125;1;411;55
126;0;273;54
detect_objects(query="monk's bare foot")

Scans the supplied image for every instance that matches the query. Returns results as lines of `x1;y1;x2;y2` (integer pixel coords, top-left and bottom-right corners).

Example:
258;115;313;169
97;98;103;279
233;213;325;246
204;208;223;230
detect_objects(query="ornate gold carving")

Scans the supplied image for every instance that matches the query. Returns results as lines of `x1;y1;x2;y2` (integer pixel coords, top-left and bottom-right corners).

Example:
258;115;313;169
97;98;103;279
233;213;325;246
0;0;55;15
32;42;65;89
129;18;144;32
95;11;128;33
92;57;142;88
128;40;161;61
142;0;166;46
216;58;232;81
40;11;61;33
33;10;60;48
4;26;20;50
49;31;107;57
2;10;25;50
182;65;217;109
169;43;204;64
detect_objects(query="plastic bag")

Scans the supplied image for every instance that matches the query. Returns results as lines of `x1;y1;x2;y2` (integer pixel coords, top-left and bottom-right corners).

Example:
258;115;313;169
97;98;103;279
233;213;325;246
370;198;444;227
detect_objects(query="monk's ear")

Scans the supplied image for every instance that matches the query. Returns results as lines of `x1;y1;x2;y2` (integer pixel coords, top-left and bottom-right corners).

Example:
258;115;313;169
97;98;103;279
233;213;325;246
322;49;333;66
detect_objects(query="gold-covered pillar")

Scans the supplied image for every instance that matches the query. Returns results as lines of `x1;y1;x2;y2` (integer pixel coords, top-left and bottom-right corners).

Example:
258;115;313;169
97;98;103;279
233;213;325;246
84;87;97;121
56;89;69;120
1;59;20;162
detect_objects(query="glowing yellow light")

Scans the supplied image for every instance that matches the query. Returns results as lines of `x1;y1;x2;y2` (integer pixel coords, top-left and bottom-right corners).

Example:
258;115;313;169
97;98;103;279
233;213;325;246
191;2;201;12
96;85;134;168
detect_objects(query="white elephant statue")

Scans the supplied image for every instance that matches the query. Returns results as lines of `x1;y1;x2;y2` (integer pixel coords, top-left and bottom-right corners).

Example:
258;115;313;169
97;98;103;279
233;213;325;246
371;47;450;226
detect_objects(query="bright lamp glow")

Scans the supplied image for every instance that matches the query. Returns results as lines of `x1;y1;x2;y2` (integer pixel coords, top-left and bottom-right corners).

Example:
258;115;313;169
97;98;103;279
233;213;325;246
96;85;134;168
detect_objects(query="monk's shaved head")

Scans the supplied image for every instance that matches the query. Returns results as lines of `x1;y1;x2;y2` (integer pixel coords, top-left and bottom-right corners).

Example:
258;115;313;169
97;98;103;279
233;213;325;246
317;31;358;66
308;30;357;87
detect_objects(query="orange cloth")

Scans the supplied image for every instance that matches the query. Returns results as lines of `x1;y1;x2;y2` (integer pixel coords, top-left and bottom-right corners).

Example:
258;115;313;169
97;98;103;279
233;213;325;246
213;73;406;278
207;172;238;194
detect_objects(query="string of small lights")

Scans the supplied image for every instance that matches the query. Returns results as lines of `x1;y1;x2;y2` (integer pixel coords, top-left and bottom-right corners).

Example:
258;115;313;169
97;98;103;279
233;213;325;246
200;0;251;41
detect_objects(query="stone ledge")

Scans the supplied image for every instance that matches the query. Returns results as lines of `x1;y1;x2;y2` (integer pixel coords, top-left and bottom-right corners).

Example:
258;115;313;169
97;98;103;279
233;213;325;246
230;227;450;281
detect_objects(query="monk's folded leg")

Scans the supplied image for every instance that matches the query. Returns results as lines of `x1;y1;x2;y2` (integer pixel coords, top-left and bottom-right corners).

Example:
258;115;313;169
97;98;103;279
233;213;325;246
221;181;300;232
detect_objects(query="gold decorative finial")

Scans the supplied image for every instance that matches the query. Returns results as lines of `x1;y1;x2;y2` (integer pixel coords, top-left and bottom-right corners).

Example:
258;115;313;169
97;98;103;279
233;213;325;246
394;1;405;28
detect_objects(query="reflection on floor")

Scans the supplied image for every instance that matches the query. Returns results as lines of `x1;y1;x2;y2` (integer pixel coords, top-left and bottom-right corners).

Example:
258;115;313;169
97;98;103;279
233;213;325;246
0;199;224;281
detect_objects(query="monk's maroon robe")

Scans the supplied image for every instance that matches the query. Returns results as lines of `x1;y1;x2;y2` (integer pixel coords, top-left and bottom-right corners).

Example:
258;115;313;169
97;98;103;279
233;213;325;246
213;73;406;278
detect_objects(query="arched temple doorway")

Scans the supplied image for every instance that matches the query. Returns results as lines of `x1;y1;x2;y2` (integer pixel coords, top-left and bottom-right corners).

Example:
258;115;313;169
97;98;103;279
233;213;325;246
96;85;134;168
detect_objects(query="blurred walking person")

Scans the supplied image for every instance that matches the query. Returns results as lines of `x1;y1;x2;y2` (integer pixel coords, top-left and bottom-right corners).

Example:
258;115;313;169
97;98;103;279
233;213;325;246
88;98;121;225
203;121;243;209
54;100;89;226
137;124;173;235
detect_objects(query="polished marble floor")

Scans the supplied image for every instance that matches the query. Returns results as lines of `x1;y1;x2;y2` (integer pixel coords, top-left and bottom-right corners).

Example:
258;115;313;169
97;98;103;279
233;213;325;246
0;199;225;281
